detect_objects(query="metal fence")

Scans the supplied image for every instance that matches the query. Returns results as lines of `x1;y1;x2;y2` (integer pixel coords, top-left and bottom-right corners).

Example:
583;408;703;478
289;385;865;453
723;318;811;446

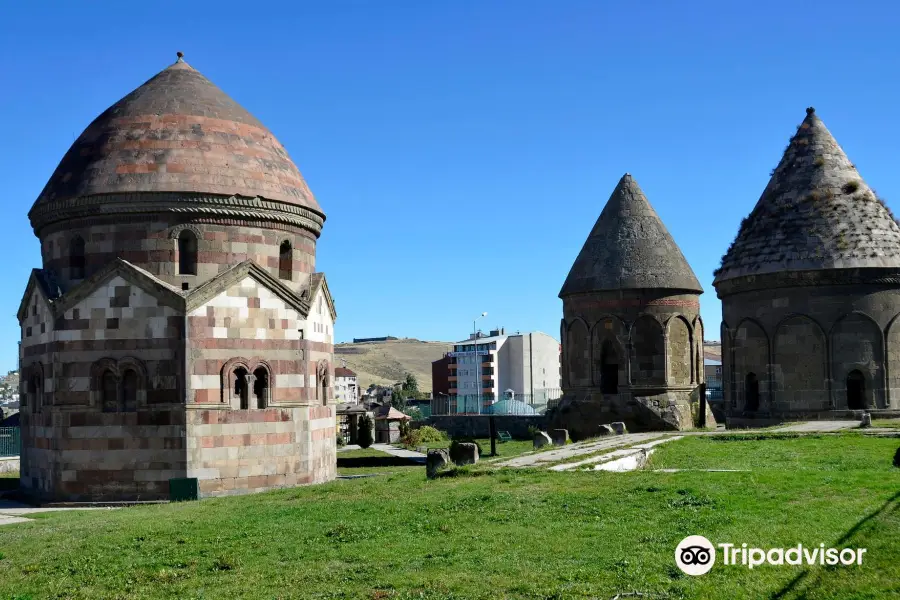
0;427;20;457
431;390;563;416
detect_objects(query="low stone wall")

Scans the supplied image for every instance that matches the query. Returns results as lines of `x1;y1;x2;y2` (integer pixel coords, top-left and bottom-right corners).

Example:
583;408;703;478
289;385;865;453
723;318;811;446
423;415;545;439
0;457;19;474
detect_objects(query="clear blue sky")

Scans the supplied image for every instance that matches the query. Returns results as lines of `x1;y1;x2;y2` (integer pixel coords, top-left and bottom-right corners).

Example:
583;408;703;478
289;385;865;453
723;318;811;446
1;1;899;372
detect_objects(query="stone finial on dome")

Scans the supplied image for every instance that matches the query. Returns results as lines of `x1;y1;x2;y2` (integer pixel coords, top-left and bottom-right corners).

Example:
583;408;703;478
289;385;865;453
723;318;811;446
559;173;702;296
806;106;815;115
176;51;184;62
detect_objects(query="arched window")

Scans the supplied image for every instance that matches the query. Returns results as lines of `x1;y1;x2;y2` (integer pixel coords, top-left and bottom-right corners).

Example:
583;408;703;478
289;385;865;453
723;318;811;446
101;370;118;412
70;236;86;279
847;370;865;410
744;372;760;412
121;369;139;412
178;230;198;275
279;240;292;280
234;368;249;410
253;367;269;408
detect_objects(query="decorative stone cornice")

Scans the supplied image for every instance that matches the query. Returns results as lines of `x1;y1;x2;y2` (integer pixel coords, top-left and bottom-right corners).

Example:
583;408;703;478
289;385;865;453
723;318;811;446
28;192;326;239
715;267;900;298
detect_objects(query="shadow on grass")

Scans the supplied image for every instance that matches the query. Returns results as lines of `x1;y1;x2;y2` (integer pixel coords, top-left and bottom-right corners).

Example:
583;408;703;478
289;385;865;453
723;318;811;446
769;489;900;599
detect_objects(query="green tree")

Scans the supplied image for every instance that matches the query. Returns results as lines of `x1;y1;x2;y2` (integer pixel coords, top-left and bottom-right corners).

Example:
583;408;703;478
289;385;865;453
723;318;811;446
357;414;374;449
403;373;419;395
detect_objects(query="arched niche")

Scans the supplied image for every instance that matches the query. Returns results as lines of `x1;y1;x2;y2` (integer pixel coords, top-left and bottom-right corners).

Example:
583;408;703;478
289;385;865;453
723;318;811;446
733;319;769;412
591;316;626;394
831;312;884;409
667;316;692;386
631;315;665;386
774;315;828;412
885;313;900;409
566;319;590;388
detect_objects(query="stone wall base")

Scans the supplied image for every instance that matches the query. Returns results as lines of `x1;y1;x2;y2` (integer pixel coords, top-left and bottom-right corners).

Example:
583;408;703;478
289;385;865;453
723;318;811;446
548;388;712;440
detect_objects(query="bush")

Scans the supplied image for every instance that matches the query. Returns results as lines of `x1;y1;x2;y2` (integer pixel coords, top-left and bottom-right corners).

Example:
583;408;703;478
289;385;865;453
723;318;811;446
336;435;346;448
416;426;447;443
402;428;422;449
357;414;374;449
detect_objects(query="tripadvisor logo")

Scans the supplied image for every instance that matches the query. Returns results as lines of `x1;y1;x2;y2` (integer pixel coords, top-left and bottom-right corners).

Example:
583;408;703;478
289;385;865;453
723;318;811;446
675;536;867;576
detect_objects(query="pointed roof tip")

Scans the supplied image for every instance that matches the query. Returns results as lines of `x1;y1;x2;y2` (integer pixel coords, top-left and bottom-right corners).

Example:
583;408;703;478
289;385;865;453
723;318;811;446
176;51;184;61
559;175;703;296
713;108;900;284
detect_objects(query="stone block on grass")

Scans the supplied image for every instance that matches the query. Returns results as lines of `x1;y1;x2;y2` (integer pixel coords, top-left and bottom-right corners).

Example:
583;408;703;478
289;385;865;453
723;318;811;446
426;449;451;479
450;442;479;466
551;429;570;446
610;422;627;435
533;432;553;449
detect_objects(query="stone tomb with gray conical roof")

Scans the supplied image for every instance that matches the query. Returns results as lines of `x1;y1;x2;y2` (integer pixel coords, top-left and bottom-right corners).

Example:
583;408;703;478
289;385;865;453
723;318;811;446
715;108;900;425
552;174;713;437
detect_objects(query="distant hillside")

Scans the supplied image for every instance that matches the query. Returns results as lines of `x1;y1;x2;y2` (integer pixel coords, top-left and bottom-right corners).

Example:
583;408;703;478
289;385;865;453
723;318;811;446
335;339;452;393
703;342;722;361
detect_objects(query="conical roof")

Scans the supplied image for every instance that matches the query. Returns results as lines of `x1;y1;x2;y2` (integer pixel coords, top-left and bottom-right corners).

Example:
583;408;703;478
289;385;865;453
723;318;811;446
32;53;321;215
714;108;900;285
559;174;702;297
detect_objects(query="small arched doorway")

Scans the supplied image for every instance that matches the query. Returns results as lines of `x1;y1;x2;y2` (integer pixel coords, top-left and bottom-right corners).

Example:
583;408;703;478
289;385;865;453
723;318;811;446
846;370;865;410
599;340;618;394
745;372;760;412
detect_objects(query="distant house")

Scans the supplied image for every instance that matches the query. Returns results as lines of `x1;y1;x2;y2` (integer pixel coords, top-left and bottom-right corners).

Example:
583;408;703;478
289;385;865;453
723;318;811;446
334;366;360;404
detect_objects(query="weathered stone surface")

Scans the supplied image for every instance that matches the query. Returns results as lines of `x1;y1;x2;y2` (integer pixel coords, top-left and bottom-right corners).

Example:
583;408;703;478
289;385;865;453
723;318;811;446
715;108;900;424
426;449;451;478
560;174;702;295
610;422;627;435
533;432;553;448
550;429;570;446
715;108;900;284
34;56;322;217
598;424;614;436
450;442;479;466
861;412;872;428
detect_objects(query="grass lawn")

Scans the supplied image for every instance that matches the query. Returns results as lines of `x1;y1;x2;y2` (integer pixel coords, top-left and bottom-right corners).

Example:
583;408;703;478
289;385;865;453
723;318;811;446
872;419;900;429
1;434;899;599
336;448;394;459
416;438;538;461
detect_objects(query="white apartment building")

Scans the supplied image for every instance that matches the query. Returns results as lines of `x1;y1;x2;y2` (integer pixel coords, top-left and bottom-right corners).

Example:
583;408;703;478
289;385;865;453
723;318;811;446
334;364;360;404
447;328;561;408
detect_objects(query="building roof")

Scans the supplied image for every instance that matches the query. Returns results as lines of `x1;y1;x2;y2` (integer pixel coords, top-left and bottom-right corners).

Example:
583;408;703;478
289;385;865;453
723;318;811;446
334;367;357;378
31;53;321;218
714;108;900;285
559;174;703;296
374;406;411;420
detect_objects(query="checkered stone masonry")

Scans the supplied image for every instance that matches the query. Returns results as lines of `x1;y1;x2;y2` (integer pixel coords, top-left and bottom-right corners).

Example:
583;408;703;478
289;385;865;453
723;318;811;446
19;277;183;501
185;275;336;495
